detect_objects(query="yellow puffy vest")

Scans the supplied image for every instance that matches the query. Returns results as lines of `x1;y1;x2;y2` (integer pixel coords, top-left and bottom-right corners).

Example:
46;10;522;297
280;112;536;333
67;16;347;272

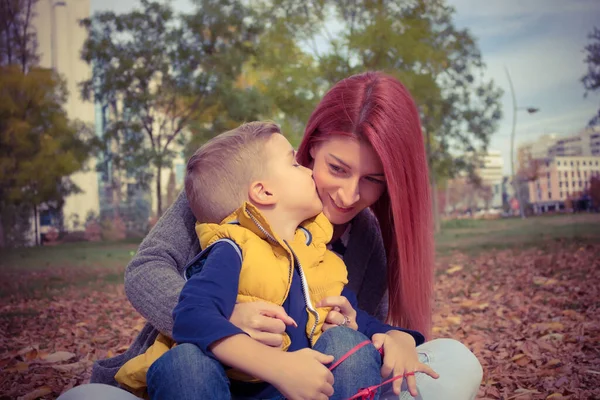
198;202;348;348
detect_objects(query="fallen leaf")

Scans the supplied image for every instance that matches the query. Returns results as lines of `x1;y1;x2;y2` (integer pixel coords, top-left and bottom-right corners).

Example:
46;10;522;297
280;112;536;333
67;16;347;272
7;361;29;373
544;359;562;368
52;361;86;373
540;333;564;341
511;354;531;366
533;276;558;286
445;315;462;325
42;351;76;363
446;264;463;274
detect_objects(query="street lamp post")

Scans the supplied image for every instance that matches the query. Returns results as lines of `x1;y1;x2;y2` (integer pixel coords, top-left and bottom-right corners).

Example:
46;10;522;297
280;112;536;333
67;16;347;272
505;66;539;219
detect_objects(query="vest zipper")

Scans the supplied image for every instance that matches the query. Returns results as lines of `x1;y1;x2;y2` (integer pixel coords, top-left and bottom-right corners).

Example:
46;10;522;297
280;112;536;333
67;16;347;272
245;207;294;305
285;242;320;346
245;206;320;344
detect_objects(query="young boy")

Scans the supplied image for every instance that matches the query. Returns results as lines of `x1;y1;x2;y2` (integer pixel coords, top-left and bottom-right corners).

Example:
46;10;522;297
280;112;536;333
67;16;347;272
116;122;425;399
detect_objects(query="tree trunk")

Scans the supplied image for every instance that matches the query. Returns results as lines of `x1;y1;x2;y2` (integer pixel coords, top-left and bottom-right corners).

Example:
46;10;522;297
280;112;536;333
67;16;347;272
431;180;441;234
0;213;5;248
33;205;39;246
424;128;441;233
156;165;163;217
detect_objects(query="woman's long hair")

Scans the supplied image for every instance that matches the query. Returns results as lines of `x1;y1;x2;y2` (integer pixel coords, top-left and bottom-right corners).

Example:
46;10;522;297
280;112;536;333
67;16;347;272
297;71;434;337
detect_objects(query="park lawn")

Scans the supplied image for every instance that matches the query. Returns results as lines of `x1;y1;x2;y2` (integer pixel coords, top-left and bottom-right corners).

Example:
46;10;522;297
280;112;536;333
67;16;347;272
1;213;599;399
0;240;139;299
436;213;600;256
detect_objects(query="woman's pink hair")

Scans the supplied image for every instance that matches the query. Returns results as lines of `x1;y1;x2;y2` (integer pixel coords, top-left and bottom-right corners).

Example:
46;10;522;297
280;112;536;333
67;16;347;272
297;71;434;337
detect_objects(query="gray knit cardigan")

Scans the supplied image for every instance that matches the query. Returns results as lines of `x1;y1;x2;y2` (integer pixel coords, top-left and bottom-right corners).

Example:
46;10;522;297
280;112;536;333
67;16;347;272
91;191;388;386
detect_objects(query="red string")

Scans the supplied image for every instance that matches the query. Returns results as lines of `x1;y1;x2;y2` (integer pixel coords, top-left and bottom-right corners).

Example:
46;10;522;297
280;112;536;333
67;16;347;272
328;340;412;400
327;340;372;371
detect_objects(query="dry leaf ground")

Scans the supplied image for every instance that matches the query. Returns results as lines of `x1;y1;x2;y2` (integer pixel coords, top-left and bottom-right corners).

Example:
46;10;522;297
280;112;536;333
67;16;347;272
1;215;599;399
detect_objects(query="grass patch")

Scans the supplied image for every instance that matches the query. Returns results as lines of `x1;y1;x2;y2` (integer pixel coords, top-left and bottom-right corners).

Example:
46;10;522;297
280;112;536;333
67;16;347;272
0;240;140;272
436;213;600;256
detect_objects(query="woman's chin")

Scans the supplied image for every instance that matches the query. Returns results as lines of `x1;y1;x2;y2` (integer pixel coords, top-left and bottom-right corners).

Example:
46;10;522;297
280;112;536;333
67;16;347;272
323;207;354;226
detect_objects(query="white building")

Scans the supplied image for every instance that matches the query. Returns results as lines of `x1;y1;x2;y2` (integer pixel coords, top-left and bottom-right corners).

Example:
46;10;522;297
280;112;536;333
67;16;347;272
476;150;504;209
519;133;560;161
445;150;505;213
31;0;100;235
520;127;600;161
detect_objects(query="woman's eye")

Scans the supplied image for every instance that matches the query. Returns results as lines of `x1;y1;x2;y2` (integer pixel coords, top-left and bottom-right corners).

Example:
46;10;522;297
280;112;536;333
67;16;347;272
293;163;300;167
329;164;344;173
366;177;385;184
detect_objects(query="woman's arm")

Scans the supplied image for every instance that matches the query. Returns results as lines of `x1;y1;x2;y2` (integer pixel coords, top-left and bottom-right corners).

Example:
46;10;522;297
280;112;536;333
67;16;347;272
125;191;199;337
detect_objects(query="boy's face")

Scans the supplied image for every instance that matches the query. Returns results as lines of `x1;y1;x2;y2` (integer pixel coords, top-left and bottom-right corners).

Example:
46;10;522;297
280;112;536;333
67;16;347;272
263;134;323;221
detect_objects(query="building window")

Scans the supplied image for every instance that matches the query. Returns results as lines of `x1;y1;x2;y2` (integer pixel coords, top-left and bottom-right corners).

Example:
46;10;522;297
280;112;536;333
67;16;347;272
559;182;562;188
560;191;563;198
583;161;587;166
558;161;561;166
547;172;550;180
566;182;569;187
548;192;551;199
572;171;575;177
571;161;574;166
579;181;583;187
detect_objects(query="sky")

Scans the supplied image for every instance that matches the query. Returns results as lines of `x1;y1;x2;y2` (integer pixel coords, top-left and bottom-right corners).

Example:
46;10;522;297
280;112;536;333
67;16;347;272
91;0;600;174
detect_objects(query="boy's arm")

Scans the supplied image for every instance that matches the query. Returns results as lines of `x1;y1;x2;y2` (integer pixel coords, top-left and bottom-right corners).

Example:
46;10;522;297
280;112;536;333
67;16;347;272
172;241;248;353
341;287;425;346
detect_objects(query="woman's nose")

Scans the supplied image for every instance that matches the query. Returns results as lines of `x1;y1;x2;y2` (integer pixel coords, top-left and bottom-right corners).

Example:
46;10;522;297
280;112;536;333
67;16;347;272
337;180;360;207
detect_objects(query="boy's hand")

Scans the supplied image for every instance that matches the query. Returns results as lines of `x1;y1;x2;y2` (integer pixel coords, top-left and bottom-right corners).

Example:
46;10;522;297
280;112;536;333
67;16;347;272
372;331;439;397
230;301;297;348
269;348;335;400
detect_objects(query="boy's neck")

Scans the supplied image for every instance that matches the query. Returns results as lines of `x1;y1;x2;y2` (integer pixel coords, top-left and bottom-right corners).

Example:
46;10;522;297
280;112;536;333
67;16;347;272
256;207;303;242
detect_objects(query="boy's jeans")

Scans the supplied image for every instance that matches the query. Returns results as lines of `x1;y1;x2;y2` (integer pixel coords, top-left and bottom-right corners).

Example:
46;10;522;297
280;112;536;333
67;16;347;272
147;327;383;400
57;330;483;400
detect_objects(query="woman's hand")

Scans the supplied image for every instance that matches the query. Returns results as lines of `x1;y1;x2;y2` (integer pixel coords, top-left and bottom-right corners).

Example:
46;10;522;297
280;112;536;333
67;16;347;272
317;296;358;331
372;330;439;397
230;302;297;348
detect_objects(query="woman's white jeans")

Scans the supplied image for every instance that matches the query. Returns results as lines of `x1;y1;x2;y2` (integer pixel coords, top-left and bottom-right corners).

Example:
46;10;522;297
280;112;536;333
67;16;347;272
380;338;483;400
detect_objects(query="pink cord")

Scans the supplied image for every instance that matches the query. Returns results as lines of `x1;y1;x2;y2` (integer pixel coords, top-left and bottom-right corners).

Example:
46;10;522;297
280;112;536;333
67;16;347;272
328;340;409;400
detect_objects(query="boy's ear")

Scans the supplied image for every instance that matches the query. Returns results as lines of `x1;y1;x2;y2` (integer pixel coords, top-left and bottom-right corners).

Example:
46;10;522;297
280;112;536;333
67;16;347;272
249;180;277;206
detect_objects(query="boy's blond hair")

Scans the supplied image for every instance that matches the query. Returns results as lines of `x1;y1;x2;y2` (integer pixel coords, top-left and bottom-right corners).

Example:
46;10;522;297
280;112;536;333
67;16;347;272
185;121;281;223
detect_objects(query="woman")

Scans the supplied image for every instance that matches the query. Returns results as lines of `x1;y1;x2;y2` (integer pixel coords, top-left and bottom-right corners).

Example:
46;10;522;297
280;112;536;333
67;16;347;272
59;72;482;400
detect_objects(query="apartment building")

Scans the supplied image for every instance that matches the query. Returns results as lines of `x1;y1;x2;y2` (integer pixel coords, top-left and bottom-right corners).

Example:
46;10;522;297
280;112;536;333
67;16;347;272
528;156;600;212
29;0;100;241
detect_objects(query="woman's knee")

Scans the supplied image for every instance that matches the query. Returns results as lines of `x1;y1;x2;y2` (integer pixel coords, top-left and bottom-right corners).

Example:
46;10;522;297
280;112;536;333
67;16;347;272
57;384;140;400
419;338;483;393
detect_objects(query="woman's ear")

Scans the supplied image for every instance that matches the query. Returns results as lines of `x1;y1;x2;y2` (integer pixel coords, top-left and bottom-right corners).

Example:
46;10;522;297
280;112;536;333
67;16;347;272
249;181;276;206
